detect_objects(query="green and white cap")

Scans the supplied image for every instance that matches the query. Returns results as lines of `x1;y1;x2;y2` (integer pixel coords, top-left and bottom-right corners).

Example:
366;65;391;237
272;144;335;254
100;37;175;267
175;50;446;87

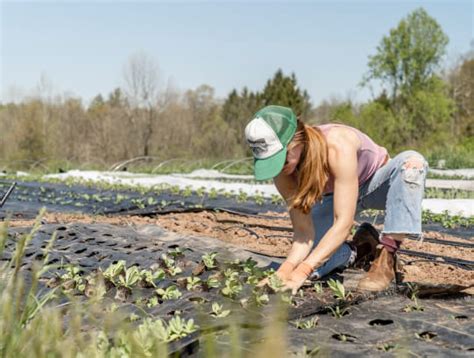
245;105;297;181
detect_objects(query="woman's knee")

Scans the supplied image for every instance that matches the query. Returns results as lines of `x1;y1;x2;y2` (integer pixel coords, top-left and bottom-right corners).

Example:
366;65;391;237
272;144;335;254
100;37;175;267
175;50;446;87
393;151;428;186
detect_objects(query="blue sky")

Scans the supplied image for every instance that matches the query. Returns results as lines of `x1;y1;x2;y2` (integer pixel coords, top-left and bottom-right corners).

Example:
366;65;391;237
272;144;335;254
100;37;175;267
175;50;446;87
1;0;472;105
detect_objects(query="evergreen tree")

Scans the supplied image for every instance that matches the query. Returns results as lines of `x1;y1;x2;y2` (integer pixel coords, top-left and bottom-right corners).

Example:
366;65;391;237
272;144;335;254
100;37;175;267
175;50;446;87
261;69;311;119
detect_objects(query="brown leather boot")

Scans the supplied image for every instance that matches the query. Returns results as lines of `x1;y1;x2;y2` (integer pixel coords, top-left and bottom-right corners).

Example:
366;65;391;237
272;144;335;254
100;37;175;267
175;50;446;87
357;245;396;292
350;222;380;268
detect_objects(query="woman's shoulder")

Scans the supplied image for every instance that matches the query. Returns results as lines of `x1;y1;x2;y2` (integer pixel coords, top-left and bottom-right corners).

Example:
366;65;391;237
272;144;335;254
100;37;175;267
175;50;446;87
316;123;361;149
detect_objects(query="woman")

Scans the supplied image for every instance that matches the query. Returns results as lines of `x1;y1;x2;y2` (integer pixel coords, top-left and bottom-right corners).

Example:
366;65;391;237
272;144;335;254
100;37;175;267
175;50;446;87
245;105;428;293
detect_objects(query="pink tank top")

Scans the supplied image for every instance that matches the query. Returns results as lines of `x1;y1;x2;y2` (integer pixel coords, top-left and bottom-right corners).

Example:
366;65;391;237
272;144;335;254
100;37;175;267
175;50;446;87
316;124;388;194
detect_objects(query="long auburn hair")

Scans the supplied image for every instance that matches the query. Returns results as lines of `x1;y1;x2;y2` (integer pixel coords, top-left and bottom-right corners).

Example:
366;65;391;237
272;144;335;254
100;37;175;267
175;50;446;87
288;120;329;214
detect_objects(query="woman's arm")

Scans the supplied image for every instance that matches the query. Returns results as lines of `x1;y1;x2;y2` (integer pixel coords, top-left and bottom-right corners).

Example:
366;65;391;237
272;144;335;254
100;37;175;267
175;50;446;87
269;172;315;279
285;129;359;292
302;141;358;268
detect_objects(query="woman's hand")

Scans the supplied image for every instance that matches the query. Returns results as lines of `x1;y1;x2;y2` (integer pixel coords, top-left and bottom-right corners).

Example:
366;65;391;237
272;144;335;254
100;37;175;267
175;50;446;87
283;262;314;294
257;261;296;287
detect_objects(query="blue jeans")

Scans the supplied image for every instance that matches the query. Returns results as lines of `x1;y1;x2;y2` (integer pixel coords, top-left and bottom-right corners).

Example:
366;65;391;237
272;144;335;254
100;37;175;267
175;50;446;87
310;150;428;279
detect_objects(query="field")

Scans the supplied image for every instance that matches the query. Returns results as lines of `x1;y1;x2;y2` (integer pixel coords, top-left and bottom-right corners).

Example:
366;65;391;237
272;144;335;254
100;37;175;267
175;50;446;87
0;174;473;357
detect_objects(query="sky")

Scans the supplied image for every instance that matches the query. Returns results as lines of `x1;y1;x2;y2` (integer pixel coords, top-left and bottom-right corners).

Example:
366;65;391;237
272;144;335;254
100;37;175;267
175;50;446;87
1;0;473;105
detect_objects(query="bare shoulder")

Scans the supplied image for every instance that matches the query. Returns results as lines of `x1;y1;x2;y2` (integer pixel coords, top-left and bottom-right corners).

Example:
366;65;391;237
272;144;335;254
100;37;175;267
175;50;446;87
325;126;360;152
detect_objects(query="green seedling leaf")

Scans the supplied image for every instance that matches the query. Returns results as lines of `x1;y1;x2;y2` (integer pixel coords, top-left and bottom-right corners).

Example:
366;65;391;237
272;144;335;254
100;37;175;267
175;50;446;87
211;302;230;318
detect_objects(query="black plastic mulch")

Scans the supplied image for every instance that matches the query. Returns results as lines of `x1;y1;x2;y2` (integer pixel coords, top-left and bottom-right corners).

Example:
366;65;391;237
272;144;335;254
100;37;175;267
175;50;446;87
2;222;473;356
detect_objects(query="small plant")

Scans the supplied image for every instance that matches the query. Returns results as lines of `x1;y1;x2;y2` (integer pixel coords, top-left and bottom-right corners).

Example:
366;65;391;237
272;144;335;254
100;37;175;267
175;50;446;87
271;194;284;205
155;285;182;300
147;296;159;308
254;292;269;306
60;265;85;292
140;269;165;288
236;189;248;203
403;283;424;312
147;197;157;206
182;186;193;197
254;192;265;205
167;316;199;341
196;186;206;197
202;252;218;269
327;279;348;300
186;276;202;291
160;254;182;276
293;316;319;329
377;343;399;352
208;188;218;199
205;276;221;289
103;260;126;284
241;257;258;274
268;274;285;292
117;266;141;289
328;305;348;319
313;282;323;294
210;302;230;318
168;247;184;258
221;277;242;298
131;198;145;209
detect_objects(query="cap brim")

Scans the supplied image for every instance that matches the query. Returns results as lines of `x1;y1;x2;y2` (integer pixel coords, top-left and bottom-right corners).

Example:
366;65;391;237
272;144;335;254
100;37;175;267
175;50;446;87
254;148;287;181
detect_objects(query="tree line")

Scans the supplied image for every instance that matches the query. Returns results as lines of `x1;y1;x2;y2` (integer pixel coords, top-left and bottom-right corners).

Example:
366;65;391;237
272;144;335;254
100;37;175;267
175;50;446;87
0;8;472;171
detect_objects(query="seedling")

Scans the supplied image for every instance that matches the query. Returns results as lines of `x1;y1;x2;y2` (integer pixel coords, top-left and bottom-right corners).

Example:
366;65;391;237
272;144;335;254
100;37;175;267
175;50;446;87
313;282;323;294
167;316;199;341
155;285;182;300
236;190;248;202
103;260;126;284
160;254;182;276
293;345;321;357
147;296;159;308
205;276;221;289
241;257;258;274
131;198;146;209
186;276;202;291
168;247;184;258
403;283;424;312
117;266;141;289
147;197;157;206
327;279;348;300
378;343;399;352
196;186;206;197
202;252;218;269
254;192;265;205
268;274;285;292
211;302;230;318
254;292;269;306
140;268;165;288
60;265;85;292
221;277;242;298
182;186;193;197
328;305;349;319
208;188;218;199
293;316;319;329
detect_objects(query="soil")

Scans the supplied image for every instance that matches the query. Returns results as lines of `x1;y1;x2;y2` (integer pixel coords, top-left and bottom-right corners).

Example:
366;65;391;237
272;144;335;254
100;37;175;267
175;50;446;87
8;210;474;289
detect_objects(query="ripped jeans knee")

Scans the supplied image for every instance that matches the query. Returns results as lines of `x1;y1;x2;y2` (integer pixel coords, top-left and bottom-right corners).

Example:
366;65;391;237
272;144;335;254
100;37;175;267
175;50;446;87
400;152;428;187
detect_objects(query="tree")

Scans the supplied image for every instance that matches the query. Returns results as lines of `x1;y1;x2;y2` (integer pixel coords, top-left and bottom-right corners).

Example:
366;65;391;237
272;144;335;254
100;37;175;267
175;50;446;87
261;69;311;119
363;8;449;103
123;52;168;157
447;50;474;137
221;87;262;149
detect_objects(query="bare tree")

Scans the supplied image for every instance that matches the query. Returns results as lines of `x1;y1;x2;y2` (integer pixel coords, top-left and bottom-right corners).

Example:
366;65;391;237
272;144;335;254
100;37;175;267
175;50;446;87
123;52;168;157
